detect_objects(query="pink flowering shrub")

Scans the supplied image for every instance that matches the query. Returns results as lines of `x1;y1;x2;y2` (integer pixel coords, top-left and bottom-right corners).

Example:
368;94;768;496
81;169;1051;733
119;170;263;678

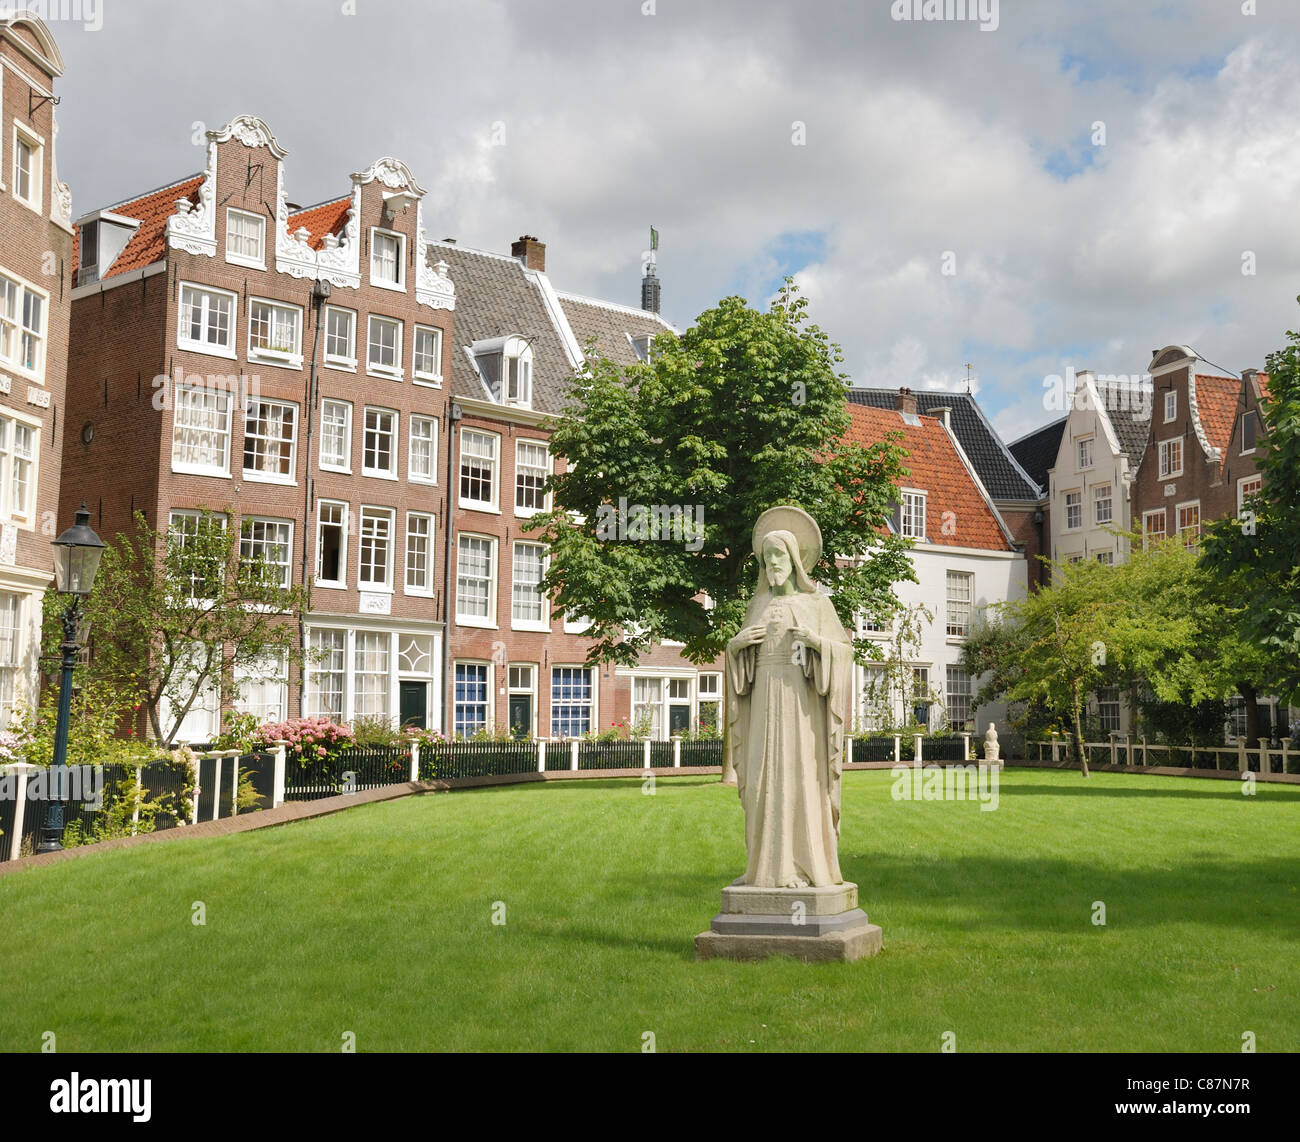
254;716;355;762
0;729;24;765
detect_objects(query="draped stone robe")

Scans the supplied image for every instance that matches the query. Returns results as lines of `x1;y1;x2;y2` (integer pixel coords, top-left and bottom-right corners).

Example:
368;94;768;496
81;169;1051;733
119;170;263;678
725;588;853;889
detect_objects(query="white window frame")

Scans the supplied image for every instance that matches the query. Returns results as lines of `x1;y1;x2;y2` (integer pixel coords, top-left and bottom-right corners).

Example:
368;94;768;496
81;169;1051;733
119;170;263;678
1163;390;1177;423
319;399;352;473
899;489;926;540
1240;410;1257;456
242;398;298;484
1092;483;1113;526
453;660;492;739
247;297;304;368
366;314;403;379
1158;437;1183;479
514;439;551;517
238;516;293;591
1176;500;1201;550
358;505;396;592
1142;508;1166;547
404;511;435;597
456;532;498;628
551;665;595;740
511;541;549;631
324;305;357;371
362;406;399;480
505;345;533;408
369;227;406;291
1237;474;1263;516
305;627;347;721
408;415;438;485
171;382;233;476
945;665;972;731
12;122;42;213
315;499;348;589
459;429;500;512
177;282;237;360
945;570;973;639
234;650;289;724
413;324;443;385
0;591;25;729
0;269;49;383
225;207;266;269
167;509;228;602
1063;490;1082;531
1076;437;1094;471
0;411;41;528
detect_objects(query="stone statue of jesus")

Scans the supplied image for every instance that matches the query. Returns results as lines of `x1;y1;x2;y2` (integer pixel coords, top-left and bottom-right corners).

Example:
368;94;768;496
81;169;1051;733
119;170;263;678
724;505;854;890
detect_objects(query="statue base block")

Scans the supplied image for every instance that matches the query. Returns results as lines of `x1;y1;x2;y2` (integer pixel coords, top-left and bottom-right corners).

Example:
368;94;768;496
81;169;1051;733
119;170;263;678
695;881;883;963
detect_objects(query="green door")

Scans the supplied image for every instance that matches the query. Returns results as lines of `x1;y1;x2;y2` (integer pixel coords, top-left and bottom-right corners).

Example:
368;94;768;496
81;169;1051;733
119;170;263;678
509;694;532;740
399;682;428;730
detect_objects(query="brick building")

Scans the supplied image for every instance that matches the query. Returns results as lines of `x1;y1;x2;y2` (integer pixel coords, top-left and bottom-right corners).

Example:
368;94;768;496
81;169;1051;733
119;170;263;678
0;11;72;727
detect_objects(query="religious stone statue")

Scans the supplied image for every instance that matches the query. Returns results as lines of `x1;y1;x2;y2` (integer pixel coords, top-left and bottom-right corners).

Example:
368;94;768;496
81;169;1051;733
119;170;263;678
724;506;854;889
696;505;882;962
983;722;1001;765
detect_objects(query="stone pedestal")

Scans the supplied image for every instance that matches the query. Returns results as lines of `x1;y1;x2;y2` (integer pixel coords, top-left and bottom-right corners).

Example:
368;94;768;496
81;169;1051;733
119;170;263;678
695;881;883;962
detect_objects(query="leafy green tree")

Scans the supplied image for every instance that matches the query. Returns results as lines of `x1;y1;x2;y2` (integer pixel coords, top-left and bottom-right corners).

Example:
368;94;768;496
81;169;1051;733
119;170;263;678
54;509;312;746
527;284;916;783
1201;315;1300;707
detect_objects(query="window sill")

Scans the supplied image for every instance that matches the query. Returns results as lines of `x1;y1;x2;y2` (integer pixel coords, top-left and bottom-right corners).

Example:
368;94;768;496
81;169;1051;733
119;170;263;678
514;506;548;519
226;254;266;271
325;358;357;374
366;366;404;382
2;362;45;386
404;587;435;599
315;580;347;590
177;340;238;361
172;464;232;478
319;464;352;476
456;615;498;630
14;192;42;217
243;472;298;486
408;475;437;486
248;351;304;371
370;279;406;294
362;470;399;481
358;583;394;595
413;375;443;388
458;501;501;514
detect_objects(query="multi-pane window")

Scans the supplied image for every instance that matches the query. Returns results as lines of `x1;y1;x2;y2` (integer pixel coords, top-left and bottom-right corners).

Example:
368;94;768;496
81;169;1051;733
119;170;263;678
0;273;45;377
911;666;932;728
1238;475;1263;515
506;352;532;406
457;535;495;622
367;315;402;375
0;592;21;728
512;542;547;626
552;667;593;739
243;400;296;481
1064;491;1082;530
1177;503;1200;550
8;423;33;522
409;416;437;483
178;284;234;353
900;491;926;539
945;571;973;637
698;673;722;734
248;299;302;360
358;507;394;589
363;408;397;477
454;663;489;738
1164;391;1177;422
632;677;664;740
859;665;890;732
1076;438;1093;470
460;430;498;507
172;384;232;474
234;651;288;724
226;209;265;266
1143;509;1166;546
306;629;346;720
315;500;347;586
1093;484;1112;525
325;307;356;366
319;400;351;471
13;131;39;207
515;440;549;513
1095;550;1114;565
1096;687;1121;733
371;230;403;287
168;509;226;599
1158;438;1183;478
405;512;434;595
414;325;442;382
353;632;391;718
238;518;292;590
945;666;972;730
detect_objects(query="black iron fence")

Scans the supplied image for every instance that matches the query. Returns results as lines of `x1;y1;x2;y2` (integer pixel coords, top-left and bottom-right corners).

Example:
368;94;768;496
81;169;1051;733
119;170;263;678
419;740;537;780
849;736;898;762
679;740;724;767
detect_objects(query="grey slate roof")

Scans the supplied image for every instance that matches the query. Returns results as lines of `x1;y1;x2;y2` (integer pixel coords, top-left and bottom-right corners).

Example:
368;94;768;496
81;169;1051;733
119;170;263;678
428;241;579;416
1007;417;1067;497
1104;405;1152;470
557;292;675;367
846;389;1041;501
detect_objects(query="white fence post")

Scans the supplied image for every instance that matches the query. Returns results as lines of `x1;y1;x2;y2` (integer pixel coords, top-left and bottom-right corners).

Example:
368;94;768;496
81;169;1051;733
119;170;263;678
1283;740;1291;776
538;739;546;773
190;753;202;824
231;754;240;817
960;732;971;762
211;756;223;820
913;733;923;763
1237;738;1247;773
673;738;681;768
4;763;37;861
570;740;579;772
1051;731;1060;763
1125;735;1134;767
846;737;854;766
272;744;286;808
132;765;143;833
643;739;652;769
409;743;420;782
1108;732;1118;765
1259;738;1271;776
1140;735;1148;766
892;734;901;764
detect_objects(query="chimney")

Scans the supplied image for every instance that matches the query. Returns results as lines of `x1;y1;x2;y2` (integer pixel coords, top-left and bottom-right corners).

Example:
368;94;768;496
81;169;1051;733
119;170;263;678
930;405;951;430
1241;368;1258;385
511;234;546;272
641;262;661;314
895;387;917;416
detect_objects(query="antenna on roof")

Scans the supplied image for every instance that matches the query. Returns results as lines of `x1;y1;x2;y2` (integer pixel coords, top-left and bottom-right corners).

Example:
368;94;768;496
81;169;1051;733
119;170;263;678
964;363;974;395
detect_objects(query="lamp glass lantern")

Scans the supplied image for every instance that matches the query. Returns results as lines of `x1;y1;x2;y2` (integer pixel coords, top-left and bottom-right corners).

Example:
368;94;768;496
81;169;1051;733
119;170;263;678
52;505;105;597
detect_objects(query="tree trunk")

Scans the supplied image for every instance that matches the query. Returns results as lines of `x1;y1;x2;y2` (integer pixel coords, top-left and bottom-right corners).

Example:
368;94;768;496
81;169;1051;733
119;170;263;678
719;713;737;786
1071;681;1090;778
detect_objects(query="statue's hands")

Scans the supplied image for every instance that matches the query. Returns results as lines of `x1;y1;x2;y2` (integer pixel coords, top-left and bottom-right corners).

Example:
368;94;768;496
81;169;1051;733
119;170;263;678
728;625;766;653
791;627;822;656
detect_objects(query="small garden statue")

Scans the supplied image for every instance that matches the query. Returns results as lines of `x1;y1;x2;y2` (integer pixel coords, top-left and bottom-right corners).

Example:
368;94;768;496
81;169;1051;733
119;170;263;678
984;722;1001;765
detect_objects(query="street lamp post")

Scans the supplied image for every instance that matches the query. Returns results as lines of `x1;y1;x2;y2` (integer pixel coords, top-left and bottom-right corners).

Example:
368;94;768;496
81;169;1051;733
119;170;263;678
36;504;105;854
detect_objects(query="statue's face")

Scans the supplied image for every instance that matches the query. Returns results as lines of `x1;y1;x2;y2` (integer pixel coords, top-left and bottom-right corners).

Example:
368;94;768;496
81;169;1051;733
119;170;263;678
763;539;793;587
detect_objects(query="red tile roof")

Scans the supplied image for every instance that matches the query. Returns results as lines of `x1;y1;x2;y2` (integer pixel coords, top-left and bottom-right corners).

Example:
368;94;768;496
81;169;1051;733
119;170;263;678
73;175;205;285
287;197;351;251
1193;374;1242;468
843;403;1013;551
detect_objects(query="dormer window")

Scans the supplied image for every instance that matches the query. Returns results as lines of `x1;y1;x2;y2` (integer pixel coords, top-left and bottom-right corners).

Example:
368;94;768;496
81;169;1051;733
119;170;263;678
370;229;405;290
506;352;531;407
630;334;653;362
74;210;142;286
471;334;534;407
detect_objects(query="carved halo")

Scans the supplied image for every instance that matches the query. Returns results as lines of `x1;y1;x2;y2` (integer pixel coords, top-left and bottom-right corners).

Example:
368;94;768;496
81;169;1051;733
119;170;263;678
752;505;822;574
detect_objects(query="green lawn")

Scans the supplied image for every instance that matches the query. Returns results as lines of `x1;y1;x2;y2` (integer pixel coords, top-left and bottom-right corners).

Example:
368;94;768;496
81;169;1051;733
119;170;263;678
1;769;1296;1052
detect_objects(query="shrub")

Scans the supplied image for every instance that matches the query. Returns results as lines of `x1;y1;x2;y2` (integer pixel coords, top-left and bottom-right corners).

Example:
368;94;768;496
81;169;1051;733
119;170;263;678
351;716;407;748
254;716;355;763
